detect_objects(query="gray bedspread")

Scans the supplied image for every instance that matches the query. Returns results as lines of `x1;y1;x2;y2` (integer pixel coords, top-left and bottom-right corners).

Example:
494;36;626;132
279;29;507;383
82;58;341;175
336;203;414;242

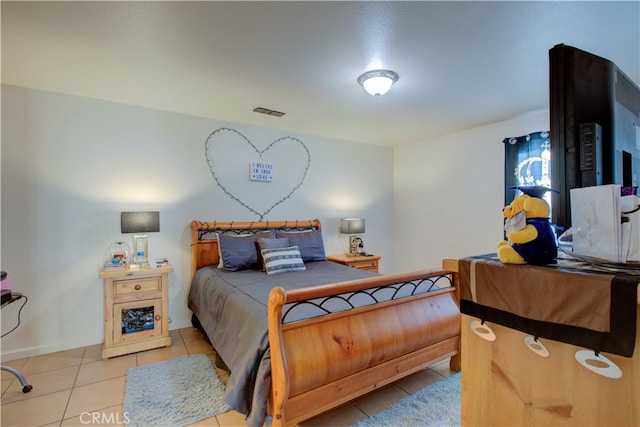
187;261;377;427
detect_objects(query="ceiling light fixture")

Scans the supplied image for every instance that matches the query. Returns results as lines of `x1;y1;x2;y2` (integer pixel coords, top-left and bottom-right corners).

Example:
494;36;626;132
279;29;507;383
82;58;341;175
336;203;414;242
357;69;399;97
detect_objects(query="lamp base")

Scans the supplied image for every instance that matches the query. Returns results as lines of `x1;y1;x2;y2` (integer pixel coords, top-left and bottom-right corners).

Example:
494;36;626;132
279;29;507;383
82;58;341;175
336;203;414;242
132;234;149;266
347;235;358;257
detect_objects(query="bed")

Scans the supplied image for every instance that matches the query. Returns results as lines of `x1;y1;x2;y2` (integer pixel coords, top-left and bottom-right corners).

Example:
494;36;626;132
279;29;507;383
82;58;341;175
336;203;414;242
188;219;461;427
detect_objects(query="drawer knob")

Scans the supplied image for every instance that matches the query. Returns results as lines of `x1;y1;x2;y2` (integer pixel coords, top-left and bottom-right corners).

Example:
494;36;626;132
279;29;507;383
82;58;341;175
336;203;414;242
134;284;142;291
155;315;161;321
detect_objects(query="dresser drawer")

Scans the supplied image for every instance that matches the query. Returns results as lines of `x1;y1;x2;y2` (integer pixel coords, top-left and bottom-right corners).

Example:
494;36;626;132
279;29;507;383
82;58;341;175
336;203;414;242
114;277;161;296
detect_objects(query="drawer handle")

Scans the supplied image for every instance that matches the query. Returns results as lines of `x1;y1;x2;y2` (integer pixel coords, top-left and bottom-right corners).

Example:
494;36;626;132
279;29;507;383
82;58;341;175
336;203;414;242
135;284;141;291
155;315;161;321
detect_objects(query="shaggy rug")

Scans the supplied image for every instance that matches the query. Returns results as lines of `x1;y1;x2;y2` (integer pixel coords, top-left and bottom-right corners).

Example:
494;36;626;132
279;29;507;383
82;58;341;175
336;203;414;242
352;373;461;427
123;353;230;427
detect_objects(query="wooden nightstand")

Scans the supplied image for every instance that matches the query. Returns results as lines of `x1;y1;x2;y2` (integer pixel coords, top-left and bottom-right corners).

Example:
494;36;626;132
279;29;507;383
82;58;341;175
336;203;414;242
326;254;381;273
99;264;172;359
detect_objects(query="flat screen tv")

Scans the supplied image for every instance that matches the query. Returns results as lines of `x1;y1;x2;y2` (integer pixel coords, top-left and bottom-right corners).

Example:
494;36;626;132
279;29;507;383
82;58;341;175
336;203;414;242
549;43;640;233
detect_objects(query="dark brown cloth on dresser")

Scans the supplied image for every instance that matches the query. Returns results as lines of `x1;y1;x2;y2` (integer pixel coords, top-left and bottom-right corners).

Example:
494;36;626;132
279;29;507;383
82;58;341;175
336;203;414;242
459;255;638;357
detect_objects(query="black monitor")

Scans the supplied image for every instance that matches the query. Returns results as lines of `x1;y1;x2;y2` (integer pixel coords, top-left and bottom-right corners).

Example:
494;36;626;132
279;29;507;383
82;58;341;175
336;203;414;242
549;44;640;233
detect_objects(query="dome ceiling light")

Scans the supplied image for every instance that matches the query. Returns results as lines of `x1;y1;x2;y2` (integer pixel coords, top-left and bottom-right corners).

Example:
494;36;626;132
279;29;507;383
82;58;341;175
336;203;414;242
357;69;399;97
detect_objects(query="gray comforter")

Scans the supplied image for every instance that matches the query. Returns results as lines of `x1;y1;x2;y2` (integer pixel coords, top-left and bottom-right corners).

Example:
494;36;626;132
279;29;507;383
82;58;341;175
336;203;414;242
187;261;377;427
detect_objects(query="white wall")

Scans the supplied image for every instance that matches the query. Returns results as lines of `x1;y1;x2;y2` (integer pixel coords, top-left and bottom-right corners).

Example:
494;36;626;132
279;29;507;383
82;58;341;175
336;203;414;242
393;110;550;271
1;84;551;361
0;84;394;360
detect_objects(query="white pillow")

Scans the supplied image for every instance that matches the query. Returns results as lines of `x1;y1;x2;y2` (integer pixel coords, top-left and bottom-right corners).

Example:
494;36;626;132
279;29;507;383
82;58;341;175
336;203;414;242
261;246;306;275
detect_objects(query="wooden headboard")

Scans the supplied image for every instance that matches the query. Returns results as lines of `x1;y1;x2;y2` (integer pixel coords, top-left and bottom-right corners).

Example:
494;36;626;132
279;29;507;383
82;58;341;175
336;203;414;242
190;219;322;277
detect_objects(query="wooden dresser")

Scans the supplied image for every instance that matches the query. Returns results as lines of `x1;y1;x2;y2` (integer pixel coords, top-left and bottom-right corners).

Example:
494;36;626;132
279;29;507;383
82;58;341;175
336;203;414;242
449;257;639;426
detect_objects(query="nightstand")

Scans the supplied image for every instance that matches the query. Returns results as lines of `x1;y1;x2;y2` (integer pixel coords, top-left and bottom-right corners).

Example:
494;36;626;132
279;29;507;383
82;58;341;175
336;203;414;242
326;254;381;273
99;264;172;359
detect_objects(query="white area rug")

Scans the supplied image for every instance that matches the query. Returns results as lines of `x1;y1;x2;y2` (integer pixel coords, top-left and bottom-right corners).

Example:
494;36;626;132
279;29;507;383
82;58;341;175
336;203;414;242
352;373;461;427
123;353;230;427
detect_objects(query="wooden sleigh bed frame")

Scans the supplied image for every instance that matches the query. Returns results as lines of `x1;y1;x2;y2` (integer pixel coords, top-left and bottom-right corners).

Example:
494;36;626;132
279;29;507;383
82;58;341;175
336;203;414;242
190;219;461;426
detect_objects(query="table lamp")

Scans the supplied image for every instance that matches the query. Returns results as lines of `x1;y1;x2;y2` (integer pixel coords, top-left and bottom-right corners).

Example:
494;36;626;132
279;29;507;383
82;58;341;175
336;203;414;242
340;218;365;256
121;211;160;268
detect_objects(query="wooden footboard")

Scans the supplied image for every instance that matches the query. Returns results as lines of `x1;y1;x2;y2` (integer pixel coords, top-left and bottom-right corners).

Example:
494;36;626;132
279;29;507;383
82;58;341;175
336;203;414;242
267;267;461;426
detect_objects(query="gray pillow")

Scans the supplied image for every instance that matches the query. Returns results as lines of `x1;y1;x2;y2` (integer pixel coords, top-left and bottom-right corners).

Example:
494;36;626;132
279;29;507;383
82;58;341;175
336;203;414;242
218;231;274;271
275;230;326;262
257;237;290;250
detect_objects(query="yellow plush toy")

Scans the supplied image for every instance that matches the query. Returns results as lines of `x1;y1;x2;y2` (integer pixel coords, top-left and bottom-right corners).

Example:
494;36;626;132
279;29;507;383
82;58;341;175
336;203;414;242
497;186;557;265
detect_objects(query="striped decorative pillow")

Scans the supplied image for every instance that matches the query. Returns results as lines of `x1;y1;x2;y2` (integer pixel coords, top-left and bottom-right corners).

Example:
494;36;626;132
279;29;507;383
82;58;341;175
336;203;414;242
261;246;306;275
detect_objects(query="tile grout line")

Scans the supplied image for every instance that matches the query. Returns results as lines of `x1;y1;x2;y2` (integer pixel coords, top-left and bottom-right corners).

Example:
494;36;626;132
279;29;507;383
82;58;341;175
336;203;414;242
58;346;86;424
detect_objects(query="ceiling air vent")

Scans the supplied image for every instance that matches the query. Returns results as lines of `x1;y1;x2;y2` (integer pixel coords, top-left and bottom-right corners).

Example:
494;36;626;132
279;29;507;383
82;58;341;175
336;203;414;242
253;107;285;117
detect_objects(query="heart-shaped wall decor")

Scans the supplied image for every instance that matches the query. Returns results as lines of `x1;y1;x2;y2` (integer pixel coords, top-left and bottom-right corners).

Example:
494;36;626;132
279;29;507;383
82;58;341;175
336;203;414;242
205;128;311;220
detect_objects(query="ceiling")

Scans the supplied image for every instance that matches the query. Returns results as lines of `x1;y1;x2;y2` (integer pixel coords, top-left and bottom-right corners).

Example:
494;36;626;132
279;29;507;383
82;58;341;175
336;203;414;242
2;1;639;147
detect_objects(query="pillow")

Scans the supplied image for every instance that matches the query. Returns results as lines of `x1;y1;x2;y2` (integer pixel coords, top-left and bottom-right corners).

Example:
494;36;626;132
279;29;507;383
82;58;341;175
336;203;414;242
218;231;274;271
261;246;306;275
256;237;290;269
256;237;291;252
275;230;326;262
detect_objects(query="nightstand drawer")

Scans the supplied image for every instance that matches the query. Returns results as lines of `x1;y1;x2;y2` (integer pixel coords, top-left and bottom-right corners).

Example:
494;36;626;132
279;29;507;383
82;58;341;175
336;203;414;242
114;277;161;296
349;260;378;270
327;254;380;273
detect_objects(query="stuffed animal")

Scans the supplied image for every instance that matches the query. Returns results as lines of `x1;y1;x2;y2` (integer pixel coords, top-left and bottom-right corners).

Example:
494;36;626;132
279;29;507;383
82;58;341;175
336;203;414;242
497;186;558;265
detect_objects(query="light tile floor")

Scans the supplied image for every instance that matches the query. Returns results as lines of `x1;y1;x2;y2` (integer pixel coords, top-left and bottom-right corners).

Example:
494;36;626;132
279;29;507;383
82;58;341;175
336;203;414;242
1;327;456;426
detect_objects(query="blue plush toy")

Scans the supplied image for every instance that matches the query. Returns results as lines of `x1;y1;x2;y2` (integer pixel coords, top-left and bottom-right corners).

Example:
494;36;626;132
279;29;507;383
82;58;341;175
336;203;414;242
497;186;558;265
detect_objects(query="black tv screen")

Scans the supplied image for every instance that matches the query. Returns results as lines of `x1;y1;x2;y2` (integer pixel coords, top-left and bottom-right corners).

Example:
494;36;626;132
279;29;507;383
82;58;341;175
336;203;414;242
549;44;640;233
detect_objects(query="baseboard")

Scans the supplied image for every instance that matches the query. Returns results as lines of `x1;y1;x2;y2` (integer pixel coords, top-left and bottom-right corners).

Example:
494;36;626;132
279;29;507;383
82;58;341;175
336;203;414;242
2;318;194;361
0;338;103;362
169;319;193;330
